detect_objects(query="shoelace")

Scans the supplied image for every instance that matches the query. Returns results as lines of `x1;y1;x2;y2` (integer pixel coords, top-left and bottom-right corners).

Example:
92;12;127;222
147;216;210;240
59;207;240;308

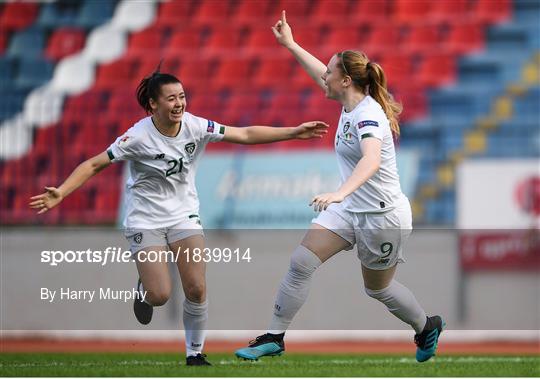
248;334;271;346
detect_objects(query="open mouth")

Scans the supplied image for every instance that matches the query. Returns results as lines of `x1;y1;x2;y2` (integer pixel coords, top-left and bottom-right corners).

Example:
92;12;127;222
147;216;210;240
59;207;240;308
171;109;183;117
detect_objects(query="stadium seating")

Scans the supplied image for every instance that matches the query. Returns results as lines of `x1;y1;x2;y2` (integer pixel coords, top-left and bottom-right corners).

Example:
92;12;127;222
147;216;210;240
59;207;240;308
45;27;86;61
2;0;536;226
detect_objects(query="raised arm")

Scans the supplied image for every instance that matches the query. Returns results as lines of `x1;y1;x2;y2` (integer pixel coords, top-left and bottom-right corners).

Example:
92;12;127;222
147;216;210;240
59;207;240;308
222;121;328;145
272;10;327;92
29;151;111;214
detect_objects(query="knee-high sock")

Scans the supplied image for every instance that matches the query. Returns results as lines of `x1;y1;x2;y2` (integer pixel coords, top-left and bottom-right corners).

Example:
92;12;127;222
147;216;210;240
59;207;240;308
268;245;322;334
365;280;427;334
183;299;208;356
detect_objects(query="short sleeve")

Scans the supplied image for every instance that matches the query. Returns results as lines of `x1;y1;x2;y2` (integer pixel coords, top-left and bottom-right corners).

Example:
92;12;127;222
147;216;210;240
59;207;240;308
202;119;225;143
356;119;384;141
107;132;141;162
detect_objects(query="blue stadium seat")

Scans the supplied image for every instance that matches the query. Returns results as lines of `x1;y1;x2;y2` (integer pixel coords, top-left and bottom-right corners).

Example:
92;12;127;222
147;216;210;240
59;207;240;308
14;57;54;90
36;1;81;28
74;0;116;28
6;26;46;59
0;56;17;91
0;88;30;122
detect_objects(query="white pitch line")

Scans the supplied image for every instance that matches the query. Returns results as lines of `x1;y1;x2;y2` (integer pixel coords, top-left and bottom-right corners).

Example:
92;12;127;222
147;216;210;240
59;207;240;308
1;356;538;369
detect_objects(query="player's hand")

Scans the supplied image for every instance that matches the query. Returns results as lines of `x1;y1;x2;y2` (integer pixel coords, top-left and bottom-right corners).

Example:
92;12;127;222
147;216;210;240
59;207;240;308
310;192;345;212
293;121;329;140
271;10;295;48
29;187;63;214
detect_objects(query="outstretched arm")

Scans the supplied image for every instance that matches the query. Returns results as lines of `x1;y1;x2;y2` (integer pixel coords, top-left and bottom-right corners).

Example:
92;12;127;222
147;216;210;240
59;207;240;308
29;151;111;214
272;10;327;92
222;121;328;145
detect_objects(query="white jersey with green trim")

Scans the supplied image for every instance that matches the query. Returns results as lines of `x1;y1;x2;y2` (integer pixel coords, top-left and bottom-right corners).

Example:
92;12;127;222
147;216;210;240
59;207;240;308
107;112;225;228
334;95;405;213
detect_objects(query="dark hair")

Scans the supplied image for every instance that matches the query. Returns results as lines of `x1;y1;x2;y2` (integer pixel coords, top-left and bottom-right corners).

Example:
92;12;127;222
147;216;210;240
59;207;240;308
337;50;403;137
136;63;181;113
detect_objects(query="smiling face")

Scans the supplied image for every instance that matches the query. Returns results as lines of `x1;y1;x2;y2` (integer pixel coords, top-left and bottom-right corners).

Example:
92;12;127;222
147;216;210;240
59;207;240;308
149;82;186;126
321;54;349;100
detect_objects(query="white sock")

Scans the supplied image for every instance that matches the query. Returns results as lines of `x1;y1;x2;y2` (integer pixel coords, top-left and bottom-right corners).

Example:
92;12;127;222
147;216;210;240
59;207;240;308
365;280;427;334
268;245;322;333
183;298;208;356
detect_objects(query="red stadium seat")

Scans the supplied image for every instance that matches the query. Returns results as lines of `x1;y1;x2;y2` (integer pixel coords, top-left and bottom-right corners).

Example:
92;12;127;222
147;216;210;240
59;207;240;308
322;25;363;57
94;58;139;90
203;26;244;58
212;58;255;90
402;24;443;54
274;0;311;21
192;0;232;26
176;59;214;89
165;27;205;56
309;0;350;25
232;0;273;26
155;0;194;28
472;0;512;24
242;26;287;58
221;92;264;126
0;29;8;54
392;84;427;122
429;0;470;23
393;0;432;24
45;27;85;61
291;64;322;91
253;59;294;89
444;21;484;54
133;58;181;84
378;52;413;87
0;2;39;32
125;26;165;59
291;25;323;52
363;25;403;56
349;0;390;24
416;53;456;88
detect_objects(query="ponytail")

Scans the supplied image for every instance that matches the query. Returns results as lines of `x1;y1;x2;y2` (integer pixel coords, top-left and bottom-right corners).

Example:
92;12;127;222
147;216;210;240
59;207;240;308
366;62;402;137
136;61;181;113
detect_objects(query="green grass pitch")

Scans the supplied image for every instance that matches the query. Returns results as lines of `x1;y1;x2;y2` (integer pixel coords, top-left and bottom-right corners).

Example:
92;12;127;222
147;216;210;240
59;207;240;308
1;352;538;377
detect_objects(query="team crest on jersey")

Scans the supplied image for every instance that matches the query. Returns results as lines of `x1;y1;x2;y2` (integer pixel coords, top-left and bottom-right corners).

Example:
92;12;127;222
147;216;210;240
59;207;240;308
154;153;165;160
357;120;379;129
343;121;351;133
185;142;196;158
207;120;215;133
133;232;143;244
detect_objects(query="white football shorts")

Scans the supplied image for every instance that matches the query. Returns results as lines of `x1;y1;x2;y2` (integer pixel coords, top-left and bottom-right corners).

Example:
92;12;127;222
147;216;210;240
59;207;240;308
124;216;204;256
312;197;413;270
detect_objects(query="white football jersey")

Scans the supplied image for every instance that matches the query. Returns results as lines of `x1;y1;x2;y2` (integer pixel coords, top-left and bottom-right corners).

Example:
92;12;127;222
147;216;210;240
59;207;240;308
107;112;225;228
334;95;405;213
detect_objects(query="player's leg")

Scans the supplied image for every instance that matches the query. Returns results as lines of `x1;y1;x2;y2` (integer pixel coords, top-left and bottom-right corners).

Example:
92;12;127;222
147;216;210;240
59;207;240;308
235;217;353;361
126;228;171;324
168;233;211;366
358;200;444;362
133;248;172;324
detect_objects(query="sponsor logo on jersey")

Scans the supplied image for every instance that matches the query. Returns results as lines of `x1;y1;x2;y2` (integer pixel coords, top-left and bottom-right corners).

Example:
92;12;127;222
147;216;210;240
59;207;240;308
357;120;379;129
133;232;143;244
154;153;165;160
207;120;215;133
343;121;351;133
185;142;196;157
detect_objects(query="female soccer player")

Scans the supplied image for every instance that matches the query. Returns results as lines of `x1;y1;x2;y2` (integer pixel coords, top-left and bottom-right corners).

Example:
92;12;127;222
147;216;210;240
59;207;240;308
29;68;328;366
235;11;444;363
